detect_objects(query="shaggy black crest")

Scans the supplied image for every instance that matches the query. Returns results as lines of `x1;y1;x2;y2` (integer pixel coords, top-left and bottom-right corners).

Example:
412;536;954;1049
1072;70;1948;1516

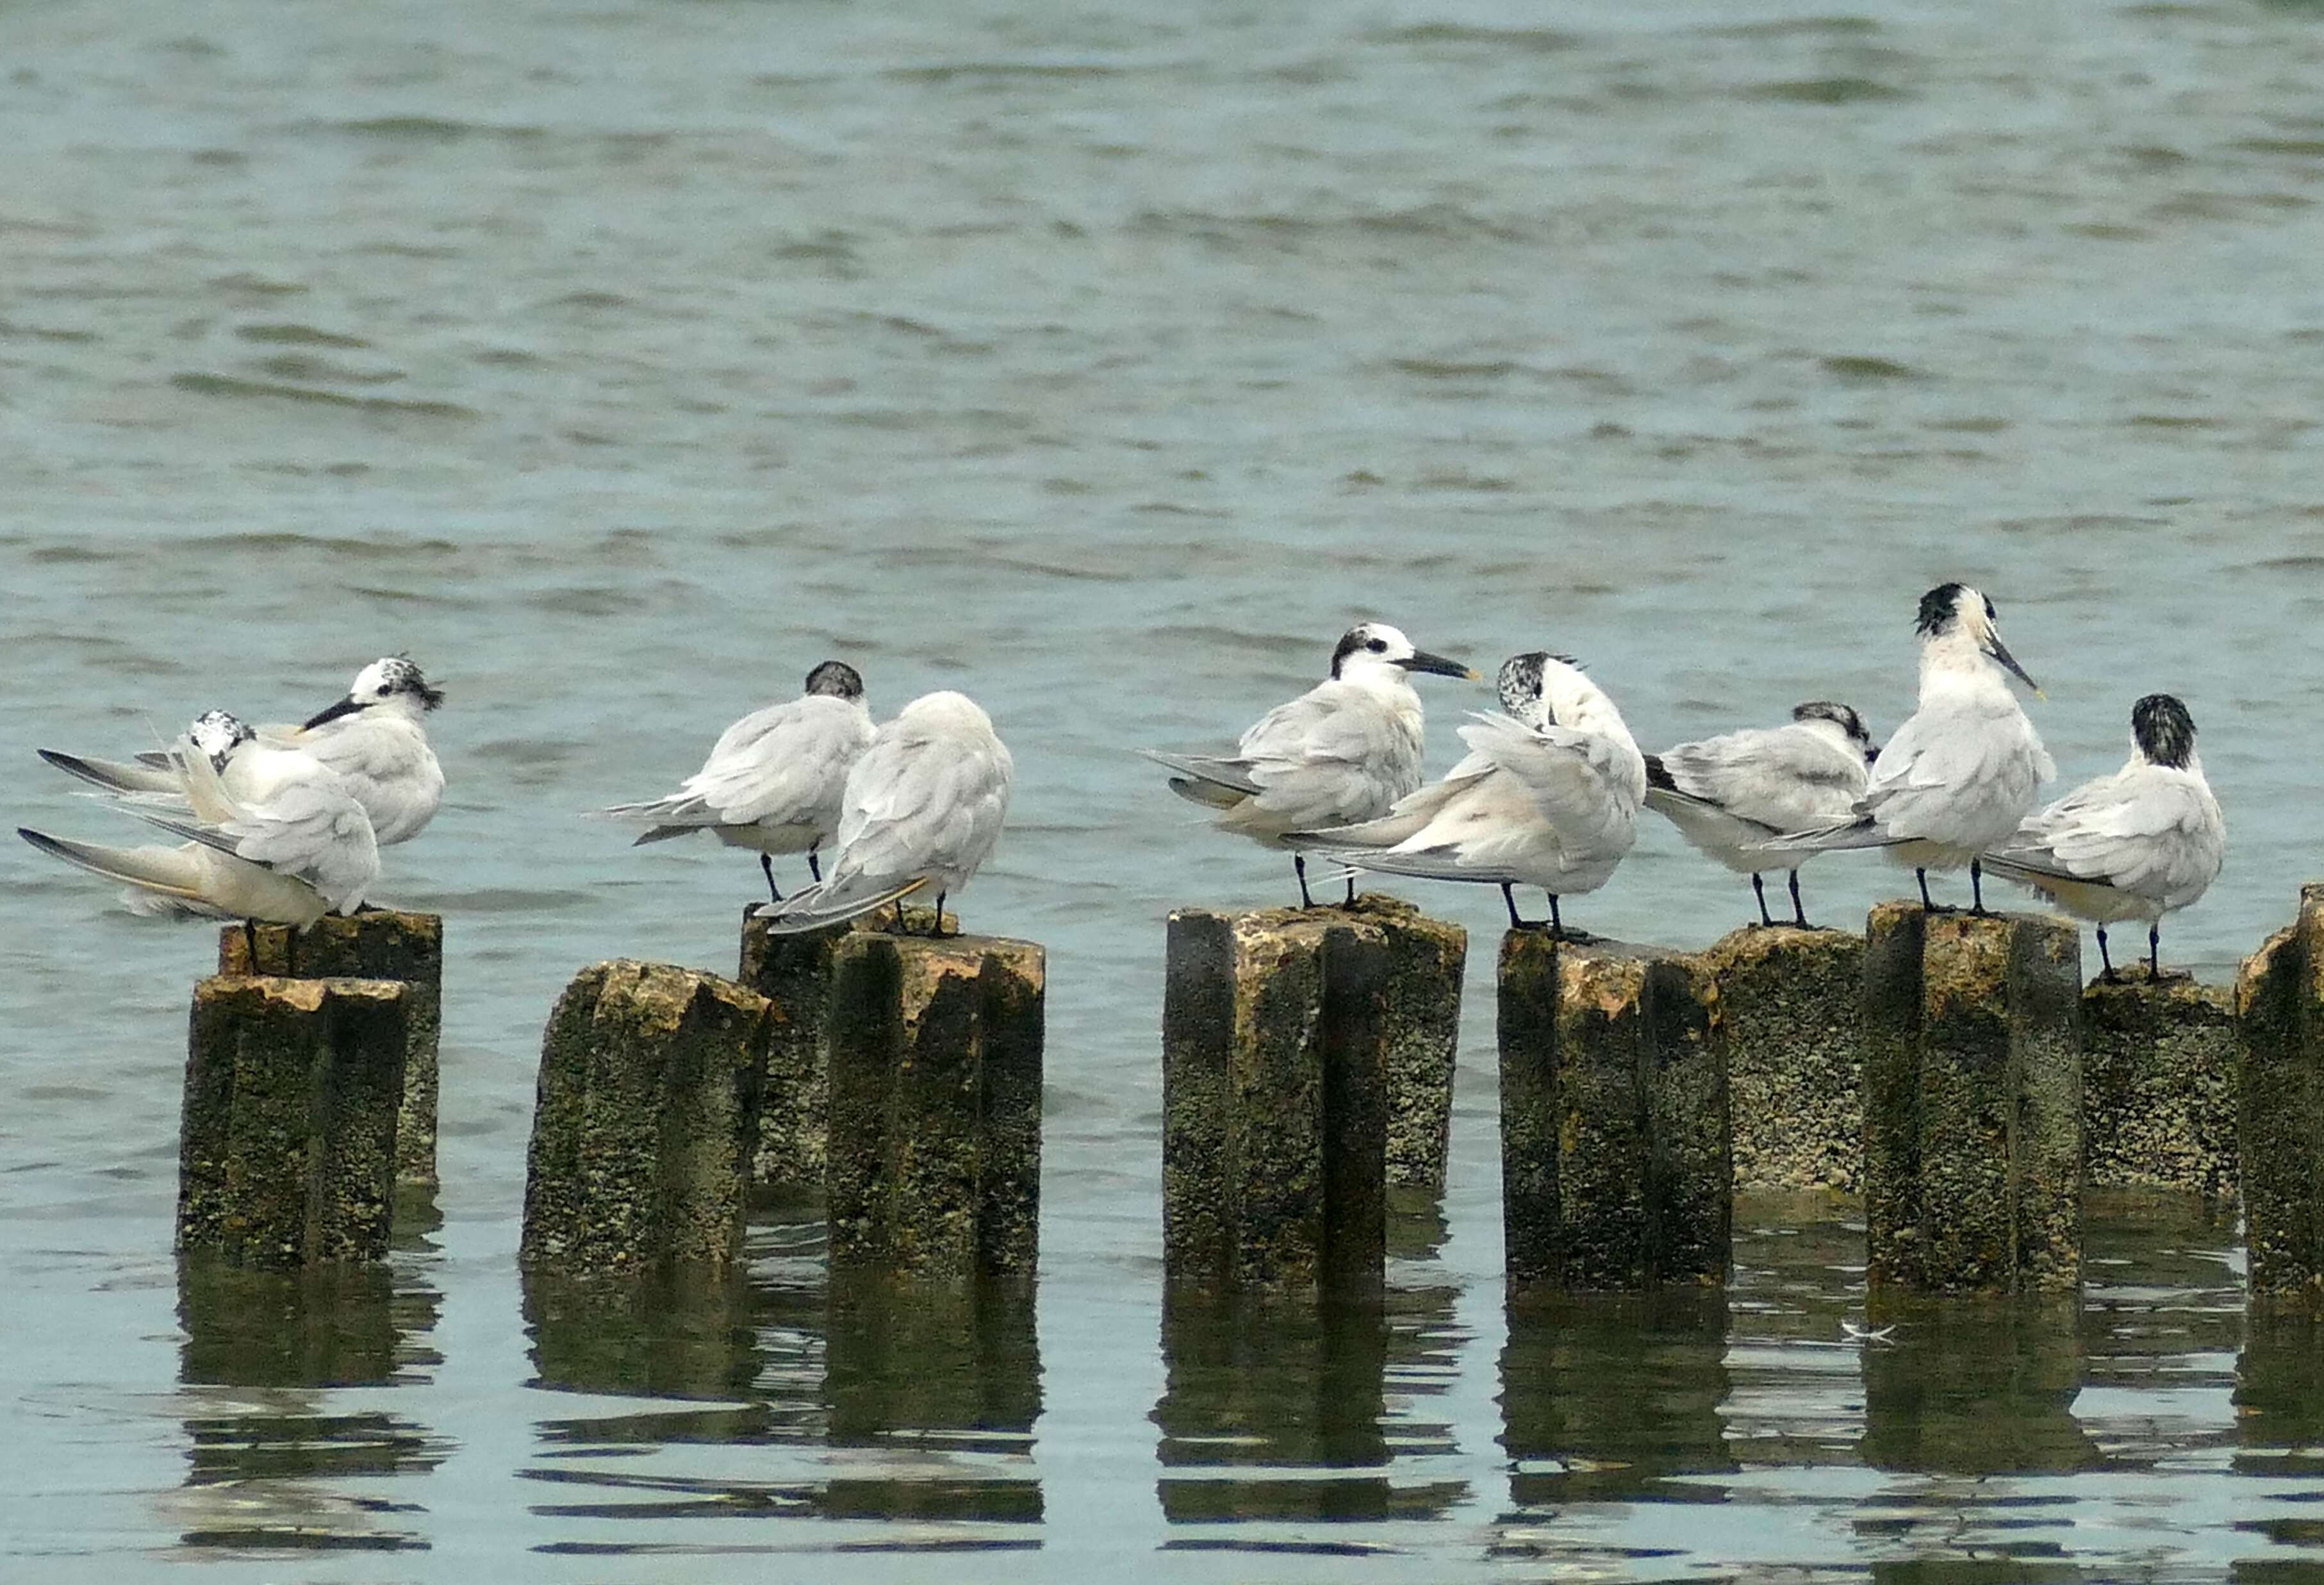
379;656;447;711
2132;693;2196;768
1793;700;1872;748
1915;582;1967;636
1328;624;1389;679
805;660;864;700
1496;652;1548;717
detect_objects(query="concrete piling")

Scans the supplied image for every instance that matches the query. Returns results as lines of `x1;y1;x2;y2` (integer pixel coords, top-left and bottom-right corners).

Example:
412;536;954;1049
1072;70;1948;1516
1497;933;1729;1293
518;960;771;1275
1343;895;1467;1194
179;975;410;1267
1863;904;2082;1294
1161;906;1392;1295
2235;886;2324;1297
823;913;1045;1280
220;911;443;1187
737;909;851;1195
2081;975;2237;1196
1702;925;1866;1193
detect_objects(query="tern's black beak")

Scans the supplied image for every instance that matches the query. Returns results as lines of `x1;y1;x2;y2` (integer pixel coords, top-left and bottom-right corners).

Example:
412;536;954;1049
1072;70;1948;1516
1983;634;2044;698
1398;649;1481;681
302;695;365;730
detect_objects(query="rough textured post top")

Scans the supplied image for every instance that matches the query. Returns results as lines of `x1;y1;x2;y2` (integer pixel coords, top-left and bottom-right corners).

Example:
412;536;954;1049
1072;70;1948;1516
195;973;408;1017
2085;974;2234;1018
1698;923;1861;977
1169;902;1388;941
742;902;962;958
2238;890;2324;1017
833;923;1045;985
1868;902;2080;998
219;909;443;978
566;958;773;1029
1500;930;1701;999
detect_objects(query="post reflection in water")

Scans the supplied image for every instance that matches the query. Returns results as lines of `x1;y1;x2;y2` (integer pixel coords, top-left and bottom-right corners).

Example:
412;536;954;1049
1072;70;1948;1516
2236;1305;2324;1561
1152;1200;1469;1544
521;1207;1042;1551
172;1244;447;1556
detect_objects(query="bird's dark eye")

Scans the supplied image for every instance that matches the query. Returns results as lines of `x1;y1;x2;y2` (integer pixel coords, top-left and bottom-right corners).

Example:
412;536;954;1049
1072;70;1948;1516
1366;638;1387;653
1983;599;1997;620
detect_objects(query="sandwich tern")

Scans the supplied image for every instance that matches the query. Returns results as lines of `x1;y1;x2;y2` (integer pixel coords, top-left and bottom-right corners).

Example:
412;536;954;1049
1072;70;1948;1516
590;660;875;902
1767;583;2052;913
22;711;379;929
49;656;446;849
1644;702;1877;927
1284;651;1645;938
1141;621;1478;908
750;690;1012;938
1980;693;2224;979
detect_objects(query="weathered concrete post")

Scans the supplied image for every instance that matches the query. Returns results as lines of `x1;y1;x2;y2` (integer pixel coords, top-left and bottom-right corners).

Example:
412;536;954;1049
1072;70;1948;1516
1498;933;1728;1293
1162;906;1392;1295
1701;925;1867;1193
738;909;850;1194
1344;896;1466;1193
179;975;409;1267
518;960;770;1275
823;909;1045;1281
2236;885;2324;1297
220;911;443;1187
1862;903;2082;1293
2081;976;2237;1195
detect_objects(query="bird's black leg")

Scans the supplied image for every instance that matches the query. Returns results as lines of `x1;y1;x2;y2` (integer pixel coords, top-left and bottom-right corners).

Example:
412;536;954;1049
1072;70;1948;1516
1788;870;1809;929
1294;854;1315;909
1916;868;1934;911
932;892;948;938
893;900;908;933
1502;883;1522;931
1969;859;1989;917
1342;872;1358;908
760;852;782;905
1549;893;1565;940
807;845;823;884
242;920;258;969
1751;873;1773;928
2148;922;2161;979
2096;925;2116;983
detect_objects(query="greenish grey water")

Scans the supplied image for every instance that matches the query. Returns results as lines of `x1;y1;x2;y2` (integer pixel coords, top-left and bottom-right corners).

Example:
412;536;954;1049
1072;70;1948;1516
4;0;2323;1576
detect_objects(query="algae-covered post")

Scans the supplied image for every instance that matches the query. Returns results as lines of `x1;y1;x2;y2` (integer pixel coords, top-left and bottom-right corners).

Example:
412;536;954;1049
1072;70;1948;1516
2237;885;2324;1297
180;974;409;1267
1862;903;2082;1294
519;960;770;1275
1498;932;1729;1294
2081;975;2236;1197
220;909;443;1187
821;909;1045;1281
1702;924;1865;1193
1162;906;1392;1295
1343;895;1465;1195
738;909;851;1194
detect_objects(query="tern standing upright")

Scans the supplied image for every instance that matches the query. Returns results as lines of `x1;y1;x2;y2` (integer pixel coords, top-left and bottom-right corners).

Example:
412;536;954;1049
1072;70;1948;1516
1768;583;2052;913
1141;621;1477;908
1980;692;2225;979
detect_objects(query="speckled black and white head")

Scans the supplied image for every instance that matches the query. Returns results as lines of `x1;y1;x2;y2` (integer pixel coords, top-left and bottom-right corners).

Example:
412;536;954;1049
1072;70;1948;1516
188;709;256;772
1913;582;2040;693
1496;652;1547;718
1792;701;1875;757
306;656;444;728
2132;693;2197;769
1327;622;1478;685
804;660;864;701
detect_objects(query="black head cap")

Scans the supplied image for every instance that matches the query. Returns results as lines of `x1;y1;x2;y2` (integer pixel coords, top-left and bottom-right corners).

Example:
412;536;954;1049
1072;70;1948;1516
805;660;864;700
1915;582;1968;637
1496;652;1548;717
1793;700;1873;749
1328;623;1394;679
2131;693;2196;768
375;655;446;711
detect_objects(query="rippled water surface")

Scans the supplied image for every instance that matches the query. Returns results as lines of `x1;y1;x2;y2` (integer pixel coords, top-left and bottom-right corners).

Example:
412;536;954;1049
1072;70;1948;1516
6;0;2324;1576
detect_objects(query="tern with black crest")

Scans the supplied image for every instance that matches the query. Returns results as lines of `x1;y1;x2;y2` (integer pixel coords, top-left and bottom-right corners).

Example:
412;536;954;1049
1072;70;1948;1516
1644;702;1877;927
1141;621;1478;908
1765;583;2052;913
1980;693;2224;979
591;660;875;902
1285;651;1645;938
752;690;1012;938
